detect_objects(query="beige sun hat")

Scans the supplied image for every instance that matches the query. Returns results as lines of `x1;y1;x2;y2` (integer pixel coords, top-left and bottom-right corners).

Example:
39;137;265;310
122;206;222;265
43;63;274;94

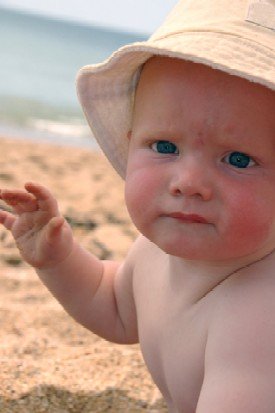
77;0;275;178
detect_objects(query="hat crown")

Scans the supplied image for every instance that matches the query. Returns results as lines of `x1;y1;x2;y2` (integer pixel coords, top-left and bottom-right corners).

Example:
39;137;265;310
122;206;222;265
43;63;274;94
150;0;274;49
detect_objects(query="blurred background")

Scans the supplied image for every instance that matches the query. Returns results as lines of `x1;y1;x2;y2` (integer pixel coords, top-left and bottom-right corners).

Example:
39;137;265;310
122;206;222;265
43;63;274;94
0;0;178;149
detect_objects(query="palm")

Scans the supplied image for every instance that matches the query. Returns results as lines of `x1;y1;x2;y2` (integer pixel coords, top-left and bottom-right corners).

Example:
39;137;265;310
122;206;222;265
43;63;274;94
0;183;73;268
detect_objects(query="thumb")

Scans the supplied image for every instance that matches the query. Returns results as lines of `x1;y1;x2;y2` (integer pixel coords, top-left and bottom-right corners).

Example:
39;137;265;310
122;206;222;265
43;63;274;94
46;216;66;243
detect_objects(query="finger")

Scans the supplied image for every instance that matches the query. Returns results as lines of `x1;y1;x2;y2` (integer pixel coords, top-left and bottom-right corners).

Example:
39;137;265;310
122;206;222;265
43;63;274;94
25;182;59;214
0;210;16;230
24;182;50;201
0;189;38;214
0;189;35;204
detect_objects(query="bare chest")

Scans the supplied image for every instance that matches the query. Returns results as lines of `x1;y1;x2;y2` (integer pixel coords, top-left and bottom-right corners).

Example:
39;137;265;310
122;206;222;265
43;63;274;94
134;279;211;413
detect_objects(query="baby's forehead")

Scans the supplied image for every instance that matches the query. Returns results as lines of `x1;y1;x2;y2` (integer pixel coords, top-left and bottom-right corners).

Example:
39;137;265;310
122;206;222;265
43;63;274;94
135;56;275;120
132;56;275;144
139;56;274;101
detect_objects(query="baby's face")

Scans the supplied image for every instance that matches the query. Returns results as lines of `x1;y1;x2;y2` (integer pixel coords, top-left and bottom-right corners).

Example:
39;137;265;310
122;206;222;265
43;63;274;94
125;56;275;262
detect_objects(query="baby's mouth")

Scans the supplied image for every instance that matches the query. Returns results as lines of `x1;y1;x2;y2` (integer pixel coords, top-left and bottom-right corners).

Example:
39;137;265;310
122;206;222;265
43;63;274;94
165;212;208;224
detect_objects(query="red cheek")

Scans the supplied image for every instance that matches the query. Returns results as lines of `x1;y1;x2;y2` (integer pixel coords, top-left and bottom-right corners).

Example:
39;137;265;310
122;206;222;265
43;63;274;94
222;189;273;253
125;171;152;212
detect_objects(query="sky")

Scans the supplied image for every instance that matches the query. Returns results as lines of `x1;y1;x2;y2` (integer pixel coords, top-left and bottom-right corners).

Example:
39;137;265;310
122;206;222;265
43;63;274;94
0;0;178;34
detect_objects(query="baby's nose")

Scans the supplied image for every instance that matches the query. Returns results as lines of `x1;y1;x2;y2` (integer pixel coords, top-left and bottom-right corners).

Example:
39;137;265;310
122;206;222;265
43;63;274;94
169;157;213;201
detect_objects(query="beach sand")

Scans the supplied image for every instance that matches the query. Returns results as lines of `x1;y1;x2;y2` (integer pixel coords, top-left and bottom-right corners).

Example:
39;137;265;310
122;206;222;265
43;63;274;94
0;137;167;412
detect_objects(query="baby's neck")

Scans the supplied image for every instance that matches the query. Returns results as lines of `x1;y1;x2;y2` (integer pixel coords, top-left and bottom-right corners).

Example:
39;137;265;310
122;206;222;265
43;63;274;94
168;248;275;303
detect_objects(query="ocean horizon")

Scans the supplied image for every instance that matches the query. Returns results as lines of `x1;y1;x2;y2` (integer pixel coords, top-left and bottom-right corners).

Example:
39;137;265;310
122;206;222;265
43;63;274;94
0;6;147;148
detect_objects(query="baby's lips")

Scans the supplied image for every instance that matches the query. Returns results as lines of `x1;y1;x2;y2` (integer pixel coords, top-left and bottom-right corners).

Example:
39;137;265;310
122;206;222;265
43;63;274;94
166;212;208;224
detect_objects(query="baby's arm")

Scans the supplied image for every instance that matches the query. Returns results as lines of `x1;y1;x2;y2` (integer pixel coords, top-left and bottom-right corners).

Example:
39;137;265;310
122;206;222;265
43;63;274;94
0;183;138;344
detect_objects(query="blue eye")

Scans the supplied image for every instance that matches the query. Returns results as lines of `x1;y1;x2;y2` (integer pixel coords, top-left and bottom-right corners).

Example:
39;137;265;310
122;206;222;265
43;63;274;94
152;140;179;154
224;152;255;169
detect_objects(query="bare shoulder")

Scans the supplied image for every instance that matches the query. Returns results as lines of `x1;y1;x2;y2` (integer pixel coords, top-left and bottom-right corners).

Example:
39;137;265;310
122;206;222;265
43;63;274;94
197;258;275;411
120;234;166;275
117;234;164;286
126;234;164;260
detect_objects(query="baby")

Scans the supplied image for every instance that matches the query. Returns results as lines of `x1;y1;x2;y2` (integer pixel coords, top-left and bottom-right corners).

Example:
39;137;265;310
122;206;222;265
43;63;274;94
1;0;275;412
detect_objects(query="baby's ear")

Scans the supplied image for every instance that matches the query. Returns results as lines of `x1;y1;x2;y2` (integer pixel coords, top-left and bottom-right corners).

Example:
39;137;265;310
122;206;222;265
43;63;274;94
127;131;132;140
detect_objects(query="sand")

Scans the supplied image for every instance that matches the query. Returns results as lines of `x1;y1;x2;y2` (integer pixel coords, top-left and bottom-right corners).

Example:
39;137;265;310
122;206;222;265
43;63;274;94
0;137;167;412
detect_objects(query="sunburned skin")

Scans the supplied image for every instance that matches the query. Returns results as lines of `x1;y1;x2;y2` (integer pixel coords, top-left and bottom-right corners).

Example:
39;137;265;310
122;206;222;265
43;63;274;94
126;57;275;263
1;56;275;412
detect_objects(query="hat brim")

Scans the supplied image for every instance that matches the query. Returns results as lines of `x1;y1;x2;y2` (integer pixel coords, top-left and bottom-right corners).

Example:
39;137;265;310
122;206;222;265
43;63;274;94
77;32;275;178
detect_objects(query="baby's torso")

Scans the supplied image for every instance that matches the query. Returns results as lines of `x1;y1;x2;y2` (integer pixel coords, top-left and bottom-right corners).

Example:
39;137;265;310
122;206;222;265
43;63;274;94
132;240;216;412
131;237;275;413
135;284;210;412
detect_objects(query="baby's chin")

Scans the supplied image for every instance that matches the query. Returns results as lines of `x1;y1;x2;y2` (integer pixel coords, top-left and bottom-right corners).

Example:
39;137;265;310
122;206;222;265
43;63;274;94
152;236;275;266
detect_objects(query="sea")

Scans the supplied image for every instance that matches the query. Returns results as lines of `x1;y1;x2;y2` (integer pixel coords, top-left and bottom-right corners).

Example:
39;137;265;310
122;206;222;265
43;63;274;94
0;7;147;149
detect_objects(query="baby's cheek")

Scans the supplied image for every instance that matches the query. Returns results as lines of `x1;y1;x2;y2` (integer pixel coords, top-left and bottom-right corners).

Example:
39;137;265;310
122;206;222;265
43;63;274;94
225;190;274;252
125;170;158;226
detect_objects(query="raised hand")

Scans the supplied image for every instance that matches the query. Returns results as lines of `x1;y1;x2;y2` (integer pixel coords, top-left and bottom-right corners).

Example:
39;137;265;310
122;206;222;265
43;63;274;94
0;182;74;269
